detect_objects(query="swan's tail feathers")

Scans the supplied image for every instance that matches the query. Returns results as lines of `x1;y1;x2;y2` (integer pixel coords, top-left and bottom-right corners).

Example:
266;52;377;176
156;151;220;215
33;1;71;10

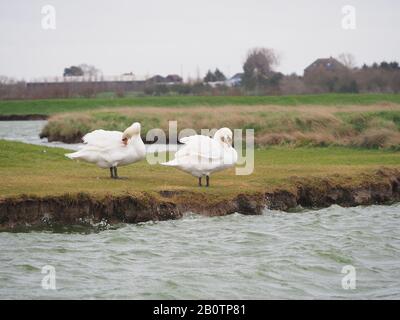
65;152;79;160
161;159;178;166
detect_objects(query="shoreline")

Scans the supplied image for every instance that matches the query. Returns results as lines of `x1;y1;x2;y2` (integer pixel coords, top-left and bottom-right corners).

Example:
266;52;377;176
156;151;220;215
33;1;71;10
1;168;399;231
0;114;48;121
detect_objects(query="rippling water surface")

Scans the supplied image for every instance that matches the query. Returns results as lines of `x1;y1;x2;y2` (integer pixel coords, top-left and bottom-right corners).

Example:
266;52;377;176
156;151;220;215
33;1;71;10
0;120;177;152
1;205;400;299
0;120;81;150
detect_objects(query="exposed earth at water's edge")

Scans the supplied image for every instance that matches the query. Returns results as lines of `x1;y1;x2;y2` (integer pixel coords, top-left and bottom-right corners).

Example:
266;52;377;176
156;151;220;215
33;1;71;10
1;167;399;231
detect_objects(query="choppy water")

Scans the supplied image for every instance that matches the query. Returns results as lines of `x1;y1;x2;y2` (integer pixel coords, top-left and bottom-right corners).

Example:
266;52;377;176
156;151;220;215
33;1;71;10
0;120;81;150
1;204;400;299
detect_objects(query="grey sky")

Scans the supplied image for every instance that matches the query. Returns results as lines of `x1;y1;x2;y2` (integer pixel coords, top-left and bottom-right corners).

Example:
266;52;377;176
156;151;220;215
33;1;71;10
0;0;399;80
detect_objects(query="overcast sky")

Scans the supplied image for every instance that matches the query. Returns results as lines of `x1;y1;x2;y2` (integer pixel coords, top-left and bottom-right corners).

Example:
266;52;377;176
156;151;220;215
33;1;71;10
0;0;399;80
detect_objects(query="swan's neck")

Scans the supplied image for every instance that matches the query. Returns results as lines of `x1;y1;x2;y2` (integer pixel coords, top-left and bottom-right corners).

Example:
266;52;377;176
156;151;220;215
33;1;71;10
129;134;141;141
126;135;143;146
218;141;231;149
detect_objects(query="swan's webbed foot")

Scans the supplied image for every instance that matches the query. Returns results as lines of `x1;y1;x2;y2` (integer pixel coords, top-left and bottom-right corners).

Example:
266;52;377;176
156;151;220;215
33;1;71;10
111;167;128;179
198;177;202;187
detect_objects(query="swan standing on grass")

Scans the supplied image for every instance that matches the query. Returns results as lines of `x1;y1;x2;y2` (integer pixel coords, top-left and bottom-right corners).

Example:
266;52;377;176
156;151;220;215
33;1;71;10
65;122;146;179
162;128;237;187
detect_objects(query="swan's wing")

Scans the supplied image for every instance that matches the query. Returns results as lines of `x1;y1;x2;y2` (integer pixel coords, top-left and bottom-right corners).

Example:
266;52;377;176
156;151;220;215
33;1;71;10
176;135;224;159
179;135;197;144
82;130;123;148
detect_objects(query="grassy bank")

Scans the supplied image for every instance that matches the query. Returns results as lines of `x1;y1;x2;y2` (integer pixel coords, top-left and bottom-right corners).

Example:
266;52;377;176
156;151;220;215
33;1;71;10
1;140;400;199
41;103;400;148
1;94;400;115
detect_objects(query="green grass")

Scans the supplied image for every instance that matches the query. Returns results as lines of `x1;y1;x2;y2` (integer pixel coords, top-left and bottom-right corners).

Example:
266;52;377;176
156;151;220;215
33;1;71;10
1;94;400;115
1;140;399;198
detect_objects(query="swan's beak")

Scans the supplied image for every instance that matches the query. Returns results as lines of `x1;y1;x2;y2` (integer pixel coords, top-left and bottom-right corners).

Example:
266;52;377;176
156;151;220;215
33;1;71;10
122;138;128;145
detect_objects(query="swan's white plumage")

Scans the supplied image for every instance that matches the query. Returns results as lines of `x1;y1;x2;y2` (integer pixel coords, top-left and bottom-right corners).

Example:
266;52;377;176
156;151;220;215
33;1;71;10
65;123;145;169
162;128;237;178
82;129;124;148
176;135;224;159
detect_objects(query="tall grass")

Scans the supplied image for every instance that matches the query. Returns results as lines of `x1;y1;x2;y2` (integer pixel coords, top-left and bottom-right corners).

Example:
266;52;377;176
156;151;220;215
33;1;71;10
40;104;400;149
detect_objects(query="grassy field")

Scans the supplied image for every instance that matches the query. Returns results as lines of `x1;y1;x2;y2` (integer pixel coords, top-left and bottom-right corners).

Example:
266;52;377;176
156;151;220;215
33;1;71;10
1;94;400;115
41;103;400;148
1;140;399;199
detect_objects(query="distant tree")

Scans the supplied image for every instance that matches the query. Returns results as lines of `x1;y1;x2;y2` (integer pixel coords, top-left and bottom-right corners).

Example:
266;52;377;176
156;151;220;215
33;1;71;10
242;47;279;90
63;64;100;78
214;68;226;81
79;64;101;78
389;61;399;70
203;69;226;82
203;70;216;82
380;61;390;70
355;60;400;93
63;66;84;77
359;61;399;71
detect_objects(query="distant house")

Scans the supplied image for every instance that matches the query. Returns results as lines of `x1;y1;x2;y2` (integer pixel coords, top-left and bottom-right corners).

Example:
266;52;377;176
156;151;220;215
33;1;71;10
206;73;243;88
147;75;166;84
165;74;183;83
207;81;226;88
304;57;346;77
225;73;243;87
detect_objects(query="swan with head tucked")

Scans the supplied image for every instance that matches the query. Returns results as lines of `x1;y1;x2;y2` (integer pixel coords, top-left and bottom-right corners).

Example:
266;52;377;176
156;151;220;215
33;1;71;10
65;122;146;178
161;128;237;186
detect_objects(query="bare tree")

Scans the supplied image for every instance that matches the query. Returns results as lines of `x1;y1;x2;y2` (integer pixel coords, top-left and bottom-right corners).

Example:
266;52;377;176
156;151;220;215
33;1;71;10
242;47;279;90
337;53;356;69
78;64;101;78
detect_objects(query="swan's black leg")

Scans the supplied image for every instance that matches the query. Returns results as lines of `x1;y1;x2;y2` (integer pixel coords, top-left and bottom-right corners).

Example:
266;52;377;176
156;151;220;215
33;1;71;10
113;167;119;179
110;167;114;178
206;176;210;187
198;177;202;187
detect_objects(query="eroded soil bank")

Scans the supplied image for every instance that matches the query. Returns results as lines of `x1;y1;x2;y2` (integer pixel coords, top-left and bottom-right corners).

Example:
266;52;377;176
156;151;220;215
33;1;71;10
1;168;399;231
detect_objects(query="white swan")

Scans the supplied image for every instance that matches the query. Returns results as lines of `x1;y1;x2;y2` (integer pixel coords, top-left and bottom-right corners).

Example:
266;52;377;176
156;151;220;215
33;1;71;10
65;122;146;179
162;128;237;186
